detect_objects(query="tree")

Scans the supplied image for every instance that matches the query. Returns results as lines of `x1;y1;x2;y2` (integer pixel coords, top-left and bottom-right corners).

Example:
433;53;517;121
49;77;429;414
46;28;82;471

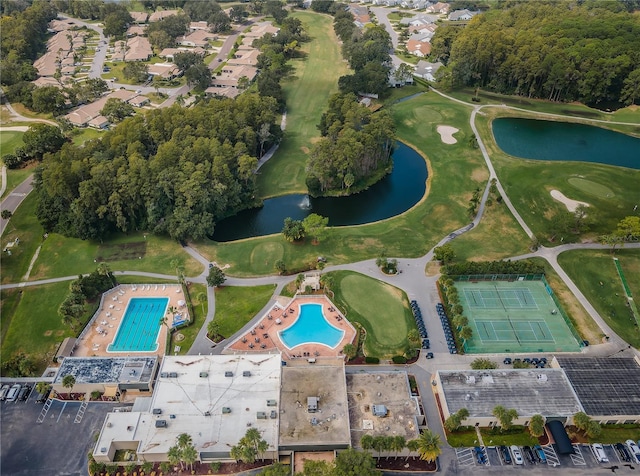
406;439;420;460
282;217;305;242
620;67;640;105
433;244;456;264
445;408;469;432
182;442;198;472
103;9;132;38
361;434;374;452
616;216;640;242
303;214;329;244
62;374;76;393
231;428;267;464
36;381;51;397
528;414;546;438
470;358;497;370
274;260;286;275
22;123;66;159
167;445;182;470
174;51;203;72
573;411;591;432
259;462;290;476
394;63;413;85
586;420;602;438
493;406;518;430
459;325;473;341
342;343;357;360
452;314;468;329
206;265;226;287
230;5;247;23
208;10;231;33
101;98;134;123
416;429;441;462
122;61;149;83
392;435;406;459
185;63;211;90
1;210;12;219
333;448;380;476
31;86;66;114
207;319;221;341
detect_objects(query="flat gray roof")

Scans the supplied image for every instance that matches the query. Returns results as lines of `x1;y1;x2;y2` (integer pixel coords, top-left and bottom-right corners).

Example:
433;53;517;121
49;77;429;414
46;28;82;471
54;357;157;384
438;369;582;418
279;360;350;448
556;357;640;416
347;372;420;448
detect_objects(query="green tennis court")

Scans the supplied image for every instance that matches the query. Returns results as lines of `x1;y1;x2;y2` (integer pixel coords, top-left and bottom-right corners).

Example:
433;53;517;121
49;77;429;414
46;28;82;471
454;279;581;353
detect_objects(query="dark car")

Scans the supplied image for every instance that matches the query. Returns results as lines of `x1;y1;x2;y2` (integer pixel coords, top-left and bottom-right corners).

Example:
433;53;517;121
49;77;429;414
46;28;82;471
474;446;487;465
499;446;512;464
18;385;31;401
425;352;434;359
616;443;632;462
503;357;512;365
523;445;536;464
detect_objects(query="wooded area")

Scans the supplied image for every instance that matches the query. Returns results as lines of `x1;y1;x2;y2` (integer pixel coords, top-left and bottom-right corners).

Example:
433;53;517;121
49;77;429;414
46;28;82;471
34;94;281;241
432;1;640;105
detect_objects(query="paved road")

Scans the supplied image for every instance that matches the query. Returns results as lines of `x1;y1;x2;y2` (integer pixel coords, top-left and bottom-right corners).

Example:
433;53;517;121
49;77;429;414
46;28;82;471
0;173;33;236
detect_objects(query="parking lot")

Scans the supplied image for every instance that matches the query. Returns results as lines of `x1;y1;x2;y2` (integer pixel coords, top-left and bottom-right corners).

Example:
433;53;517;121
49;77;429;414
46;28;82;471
1;389;116;476
455;444;640;475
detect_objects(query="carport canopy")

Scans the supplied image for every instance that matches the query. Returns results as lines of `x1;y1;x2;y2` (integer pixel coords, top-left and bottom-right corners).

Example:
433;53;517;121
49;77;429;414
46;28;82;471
547;420;574;454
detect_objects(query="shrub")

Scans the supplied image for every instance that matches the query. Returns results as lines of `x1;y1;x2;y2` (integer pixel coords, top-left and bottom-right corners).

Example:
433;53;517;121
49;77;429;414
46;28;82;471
392;355;407;364
365;356;380;364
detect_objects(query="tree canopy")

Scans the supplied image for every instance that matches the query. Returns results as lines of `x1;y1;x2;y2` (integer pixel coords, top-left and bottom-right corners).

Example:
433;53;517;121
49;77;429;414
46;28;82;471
435;1;640;105
34;93;281;241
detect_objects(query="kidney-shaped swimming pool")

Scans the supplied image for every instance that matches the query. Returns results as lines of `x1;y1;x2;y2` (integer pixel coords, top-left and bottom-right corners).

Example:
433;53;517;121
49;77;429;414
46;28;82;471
279;303;345;349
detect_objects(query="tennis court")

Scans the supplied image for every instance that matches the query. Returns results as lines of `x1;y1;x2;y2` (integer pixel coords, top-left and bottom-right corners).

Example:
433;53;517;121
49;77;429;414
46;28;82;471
455;279;581;353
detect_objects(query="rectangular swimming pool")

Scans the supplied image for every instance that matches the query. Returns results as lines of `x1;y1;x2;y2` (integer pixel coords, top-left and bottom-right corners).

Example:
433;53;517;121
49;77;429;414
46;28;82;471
108;297;168;353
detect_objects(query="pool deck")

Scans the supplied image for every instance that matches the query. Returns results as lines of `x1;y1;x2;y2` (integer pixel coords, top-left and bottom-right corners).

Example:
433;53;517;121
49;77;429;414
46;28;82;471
225;295;356;361
73;284;186;358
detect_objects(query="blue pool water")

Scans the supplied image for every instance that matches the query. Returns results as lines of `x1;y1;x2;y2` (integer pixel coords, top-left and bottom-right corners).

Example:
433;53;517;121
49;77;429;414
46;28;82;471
279;303;345;349
108;297;168;352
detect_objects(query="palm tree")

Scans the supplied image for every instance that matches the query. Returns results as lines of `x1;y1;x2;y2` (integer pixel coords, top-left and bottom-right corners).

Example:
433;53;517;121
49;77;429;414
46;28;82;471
36;381;51;398
167;445;182;470
392;435;406;459
342;343;357;360
459;326;473;341
361;434;374;453
182;443;198;472
197;291;207;316
62;374;76;394
97;262;115;286
416;429;441;462
406;439;420;461
529;414;546;438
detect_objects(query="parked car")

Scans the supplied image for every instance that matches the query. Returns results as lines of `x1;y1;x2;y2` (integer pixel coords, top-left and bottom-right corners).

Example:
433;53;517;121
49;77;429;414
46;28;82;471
591;443;609;463
499;445;512;464
503;357;512;364
625;440;640;463
474;446;486;465
511;445;524;465
425;352;434;359
615;443;631;462
534;445;547;464
18;385;31;401
0;384;10;401
6;384;21;402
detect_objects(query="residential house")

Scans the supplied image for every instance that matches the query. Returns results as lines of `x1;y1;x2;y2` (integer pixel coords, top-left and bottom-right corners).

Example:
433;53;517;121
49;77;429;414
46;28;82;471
227;49;260;67
129;12;148;24
400;14;439;26
148;10;179;22
32;76;65;89
129;96;150;108
64;90;145;128
406;38;432;57
244;22;280;39
448;9;478;21
189;21;209;31
414;60;442;81
159;47;206;62
426;1;450;14
178;29;216;48
348;4;371;28
126;25;146;37
388;65;415;87
148;63;181;80
206;64;257;99
114;36;153;62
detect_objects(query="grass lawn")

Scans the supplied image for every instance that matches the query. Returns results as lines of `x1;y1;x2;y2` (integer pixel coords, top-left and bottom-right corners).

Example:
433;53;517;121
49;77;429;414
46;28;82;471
446;429;479;447
70;127;104;146
0;130;24;155
172;283;208;355
449;198;530;262
1;194;45;285
195;91;485;276
212;284;276;339
27;232;203;282
591;424;640;444
475;110;640;246
328;270;416;358
557;249;640;348
480;428;537;447
256;11;350;198
9;103;54;121
0;281;74;375
526;258;602;344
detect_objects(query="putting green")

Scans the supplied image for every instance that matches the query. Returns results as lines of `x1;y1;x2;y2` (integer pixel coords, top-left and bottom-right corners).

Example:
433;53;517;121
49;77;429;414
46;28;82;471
341;274;408;348
568;177;615;198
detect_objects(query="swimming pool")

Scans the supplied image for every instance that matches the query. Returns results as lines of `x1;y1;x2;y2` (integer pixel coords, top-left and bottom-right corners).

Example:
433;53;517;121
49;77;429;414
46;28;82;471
279;303;344;349
108;297;168;352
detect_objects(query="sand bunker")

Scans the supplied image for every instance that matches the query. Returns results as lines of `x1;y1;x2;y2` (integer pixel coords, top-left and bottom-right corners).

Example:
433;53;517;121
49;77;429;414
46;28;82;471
437;125;459;144
550;190;590;212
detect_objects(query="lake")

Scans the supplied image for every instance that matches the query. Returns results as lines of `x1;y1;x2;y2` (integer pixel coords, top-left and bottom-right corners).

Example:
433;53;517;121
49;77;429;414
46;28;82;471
212;141;427;242
492;118;640;169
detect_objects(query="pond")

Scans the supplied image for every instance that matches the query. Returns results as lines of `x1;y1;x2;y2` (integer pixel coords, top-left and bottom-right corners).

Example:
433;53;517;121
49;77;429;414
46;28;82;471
492;118;640;170
212;141;427;242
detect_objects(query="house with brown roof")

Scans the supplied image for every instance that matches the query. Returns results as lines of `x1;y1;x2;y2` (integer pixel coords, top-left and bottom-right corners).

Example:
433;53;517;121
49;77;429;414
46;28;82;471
126;25;146;37
407;39;431;57
148;63;181;80
130;11;149;24
114;36;153;61
159;47;206;61
244;22;280;39
206;65;257;99
189;21;209;31
149;10;179;22
227;49;260;67
64;90;144;128
178;29;216;48
426;2;450;14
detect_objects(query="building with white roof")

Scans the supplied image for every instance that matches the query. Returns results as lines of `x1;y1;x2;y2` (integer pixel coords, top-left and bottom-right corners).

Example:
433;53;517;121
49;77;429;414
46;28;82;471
94;354;282;463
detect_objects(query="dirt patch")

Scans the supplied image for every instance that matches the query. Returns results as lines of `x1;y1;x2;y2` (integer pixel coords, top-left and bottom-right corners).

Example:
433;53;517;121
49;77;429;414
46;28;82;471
300;146;310;154
95;242;147;262
376;457;436;472
43;330;53;336
471;167;488;182
99;460;271;476
425;261;440;277
55;330;65;336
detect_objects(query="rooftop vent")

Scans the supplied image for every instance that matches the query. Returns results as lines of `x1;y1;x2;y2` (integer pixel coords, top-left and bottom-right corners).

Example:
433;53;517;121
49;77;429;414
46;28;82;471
160;372;168;378
222;407;231;414
152;408;162;415
243;371;251;377
266;399;277;407
307;396;318;413
204;411;211;416
169;372;178;378
466;375;476;384
256;412;267;419
225;371;233;377
100;447;107;453
155;420;167;428
270;410;277;419
372;404;388;417
199;372;208;378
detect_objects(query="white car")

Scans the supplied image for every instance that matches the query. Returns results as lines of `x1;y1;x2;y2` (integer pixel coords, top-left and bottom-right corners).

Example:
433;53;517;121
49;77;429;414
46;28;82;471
626;440;640;463
591;443;609;463
510;445;524;465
